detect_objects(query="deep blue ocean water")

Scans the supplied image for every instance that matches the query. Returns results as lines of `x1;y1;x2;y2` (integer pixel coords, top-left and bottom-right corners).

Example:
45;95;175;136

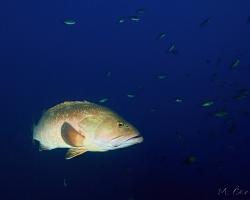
1;0;250;199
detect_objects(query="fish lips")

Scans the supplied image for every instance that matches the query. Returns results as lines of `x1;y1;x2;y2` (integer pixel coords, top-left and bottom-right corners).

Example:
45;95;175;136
127;135;144;144
111;135;143;148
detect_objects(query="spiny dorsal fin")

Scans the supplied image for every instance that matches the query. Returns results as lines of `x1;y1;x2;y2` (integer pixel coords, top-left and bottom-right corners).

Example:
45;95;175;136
65;148;87;159
61;122;85;147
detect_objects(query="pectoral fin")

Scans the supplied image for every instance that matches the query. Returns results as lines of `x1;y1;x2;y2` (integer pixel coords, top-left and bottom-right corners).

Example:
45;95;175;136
65;148;87;159
61;122;85;147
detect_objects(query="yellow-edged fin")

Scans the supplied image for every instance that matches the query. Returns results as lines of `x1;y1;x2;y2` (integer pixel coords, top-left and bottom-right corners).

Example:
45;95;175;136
61;122;85;147
65;148;87;159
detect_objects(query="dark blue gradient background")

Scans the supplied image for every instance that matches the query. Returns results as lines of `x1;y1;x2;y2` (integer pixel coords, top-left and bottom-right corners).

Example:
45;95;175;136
1;0;250;199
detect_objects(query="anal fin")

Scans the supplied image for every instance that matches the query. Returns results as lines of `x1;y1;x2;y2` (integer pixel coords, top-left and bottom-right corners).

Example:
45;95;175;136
65;147;87;159
39;144;51;151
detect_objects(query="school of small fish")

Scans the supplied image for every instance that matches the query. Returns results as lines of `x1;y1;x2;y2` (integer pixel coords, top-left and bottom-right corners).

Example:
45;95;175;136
33;7;249;167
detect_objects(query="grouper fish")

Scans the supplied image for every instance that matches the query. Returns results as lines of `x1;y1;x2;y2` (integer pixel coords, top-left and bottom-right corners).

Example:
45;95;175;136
33;101;143;159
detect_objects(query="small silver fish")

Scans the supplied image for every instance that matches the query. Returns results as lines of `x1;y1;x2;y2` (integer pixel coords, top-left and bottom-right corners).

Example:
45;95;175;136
201;101;214;107
175;98;183;103
106;71;111;77
168;44;177;54
118;18;125;23
157;75;166;79
63;179;67;187
130;16;140;22
64;20;76;25
98;98;109;103
157;32;167;40
231;59;240;69
127;94;135;98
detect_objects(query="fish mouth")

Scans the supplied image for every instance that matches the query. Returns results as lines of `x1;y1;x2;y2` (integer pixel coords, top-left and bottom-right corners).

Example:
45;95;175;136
110;135;143;149
126;135;143;143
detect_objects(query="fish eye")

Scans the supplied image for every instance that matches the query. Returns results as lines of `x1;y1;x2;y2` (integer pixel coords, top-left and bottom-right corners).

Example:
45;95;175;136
117;121;124;128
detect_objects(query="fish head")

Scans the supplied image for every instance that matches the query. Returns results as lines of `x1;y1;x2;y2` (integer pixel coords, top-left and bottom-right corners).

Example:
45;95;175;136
93;114;143;151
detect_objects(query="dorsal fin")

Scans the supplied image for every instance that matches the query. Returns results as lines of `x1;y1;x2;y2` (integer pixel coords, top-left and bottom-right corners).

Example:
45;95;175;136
61;122;85;147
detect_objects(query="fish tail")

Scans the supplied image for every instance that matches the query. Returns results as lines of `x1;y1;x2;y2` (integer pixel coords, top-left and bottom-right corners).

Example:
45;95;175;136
31;123;38;144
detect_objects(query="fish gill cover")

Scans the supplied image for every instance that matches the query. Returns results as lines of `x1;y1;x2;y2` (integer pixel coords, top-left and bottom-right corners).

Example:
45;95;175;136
1;0;250;200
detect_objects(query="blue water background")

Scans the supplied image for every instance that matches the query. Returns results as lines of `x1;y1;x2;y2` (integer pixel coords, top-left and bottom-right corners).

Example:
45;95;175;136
1;0;250;199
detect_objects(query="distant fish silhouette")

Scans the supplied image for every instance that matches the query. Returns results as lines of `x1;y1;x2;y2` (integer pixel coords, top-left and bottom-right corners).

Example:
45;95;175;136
168;44;178;54
156;32;167;40
233;88;249;100
230;59;240;69
247;15;250;24
136;9;145;15
199;17;211;27
63;19;76;25
183;156;196;165
63;179;67;187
